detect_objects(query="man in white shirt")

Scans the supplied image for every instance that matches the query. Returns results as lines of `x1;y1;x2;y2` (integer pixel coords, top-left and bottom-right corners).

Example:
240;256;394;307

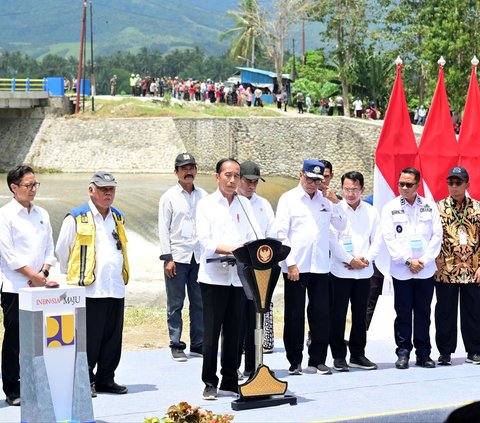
159;153;207;362
56;171;129;396
329;171;381;372
382;167;442;369
276;160;346;375
353;97;363;118
196;158;260;400
236;161;276;377
0;165;55;407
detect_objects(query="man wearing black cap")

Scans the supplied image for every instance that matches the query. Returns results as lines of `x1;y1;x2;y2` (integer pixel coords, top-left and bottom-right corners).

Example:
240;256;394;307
276;160;346;375
159;153;207;362
236;161;276;377
56;171;129;396
435;166;480;366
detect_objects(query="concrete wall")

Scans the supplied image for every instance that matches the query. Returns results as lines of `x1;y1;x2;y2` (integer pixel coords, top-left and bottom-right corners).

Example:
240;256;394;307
0;116;422;192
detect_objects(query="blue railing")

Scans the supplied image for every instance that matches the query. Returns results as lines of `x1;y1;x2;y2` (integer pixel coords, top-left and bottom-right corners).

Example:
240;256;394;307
0;78;48;92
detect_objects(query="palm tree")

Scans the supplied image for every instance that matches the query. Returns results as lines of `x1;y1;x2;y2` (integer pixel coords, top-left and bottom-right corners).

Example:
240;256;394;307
220;0;261;68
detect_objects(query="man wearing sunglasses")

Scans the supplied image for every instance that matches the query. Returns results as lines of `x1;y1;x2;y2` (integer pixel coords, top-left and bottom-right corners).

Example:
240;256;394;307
56;171;129;397
435;167;480;366
277;160;346;376
381;167;442;369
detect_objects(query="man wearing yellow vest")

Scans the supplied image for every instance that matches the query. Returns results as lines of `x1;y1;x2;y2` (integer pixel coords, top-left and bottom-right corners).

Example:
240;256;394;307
56;171;129;397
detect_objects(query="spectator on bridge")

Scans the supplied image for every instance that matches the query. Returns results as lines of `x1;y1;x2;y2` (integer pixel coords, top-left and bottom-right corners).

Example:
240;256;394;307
110;75;118;96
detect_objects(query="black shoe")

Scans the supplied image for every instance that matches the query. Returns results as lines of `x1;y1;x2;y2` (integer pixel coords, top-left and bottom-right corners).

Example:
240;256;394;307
466;353;480;364
5;394;20;406
415;356;436;368
288;364;302;375
395;355;409;369
91;384;97;398
333;358;349;372
202;385;217;400
95;382;128;394
189;346;203;357
438;354;452;366
349;356;378;370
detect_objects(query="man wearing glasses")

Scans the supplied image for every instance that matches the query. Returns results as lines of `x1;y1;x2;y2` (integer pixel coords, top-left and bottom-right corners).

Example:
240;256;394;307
276;160;346;375
0;166;55;406
381;167;442;369
435;167;480;366
329;171;382;372
56;171;129;397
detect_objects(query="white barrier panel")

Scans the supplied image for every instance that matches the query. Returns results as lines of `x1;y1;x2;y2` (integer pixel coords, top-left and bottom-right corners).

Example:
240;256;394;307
19;286;94;423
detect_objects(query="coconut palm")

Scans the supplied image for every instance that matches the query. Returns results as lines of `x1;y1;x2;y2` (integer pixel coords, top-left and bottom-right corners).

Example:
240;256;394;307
220;0;261;68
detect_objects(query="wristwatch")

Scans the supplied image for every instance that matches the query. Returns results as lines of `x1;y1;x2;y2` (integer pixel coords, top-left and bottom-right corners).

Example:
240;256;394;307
405;258;412;268
40;268;49;277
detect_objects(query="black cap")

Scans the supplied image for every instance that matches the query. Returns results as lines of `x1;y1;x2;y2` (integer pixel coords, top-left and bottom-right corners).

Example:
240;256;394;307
90;171;117;187
240;161;265;182
447;166;469;182
175;153;196;167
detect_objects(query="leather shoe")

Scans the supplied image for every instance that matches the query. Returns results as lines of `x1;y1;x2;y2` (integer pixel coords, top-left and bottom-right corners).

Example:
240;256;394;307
395;355;409;369
416;356;436;368
95;382;128;394
5;394;20;406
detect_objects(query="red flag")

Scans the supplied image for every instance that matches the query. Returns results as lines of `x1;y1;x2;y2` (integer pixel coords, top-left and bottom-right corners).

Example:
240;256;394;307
417;63;459;201
458;62;480;199
374;61;419;278
374;62;419;209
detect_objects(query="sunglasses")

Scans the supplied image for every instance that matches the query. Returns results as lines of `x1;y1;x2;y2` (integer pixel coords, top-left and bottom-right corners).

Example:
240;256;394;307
112;230;122;250
398;182;417;188
447;180;465;187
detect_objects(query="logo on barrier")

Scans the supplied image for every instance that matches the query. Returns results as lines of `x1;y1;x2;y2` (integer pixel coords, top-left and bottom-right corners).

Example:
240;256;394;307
257;245;273;264
46;314;75;348
36;292;82;307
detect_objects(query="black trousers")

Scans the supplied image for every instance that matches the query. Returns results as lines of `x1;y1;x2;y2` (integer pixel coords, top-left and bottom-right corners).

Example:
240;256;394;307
435;282;480;355
393;277;434;358
86;297;124;386
237;292;256;374
200;283;243;391
283;272;329;367
330;274;370;359
366;263;384;330
1;293;20;397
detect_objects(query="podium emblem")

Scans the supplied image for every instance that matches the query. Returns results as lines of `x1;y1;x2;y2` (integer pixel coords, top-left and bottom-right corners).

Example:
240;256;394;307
257;245;273;264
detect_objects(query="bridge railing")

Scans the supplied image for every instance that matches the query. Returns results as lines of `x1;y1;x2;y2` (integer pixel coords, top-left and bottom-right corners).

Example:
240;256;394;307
0;78;47;92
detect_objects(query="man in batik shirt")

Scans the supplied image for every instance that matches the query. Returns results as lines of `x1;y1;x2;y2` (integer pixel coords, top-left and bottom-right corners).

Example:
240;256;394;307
435;166;480;366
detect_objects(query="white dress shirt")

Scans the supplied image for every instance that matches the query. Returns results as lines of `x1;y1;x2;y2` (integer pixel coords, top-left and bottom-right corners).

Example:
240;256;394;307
158;182;208;264
382;195;442;280
276;184;346;273
249;192;276;238
56;200;125;298
329;199;382;279
0;199;56;293
196;190;260;287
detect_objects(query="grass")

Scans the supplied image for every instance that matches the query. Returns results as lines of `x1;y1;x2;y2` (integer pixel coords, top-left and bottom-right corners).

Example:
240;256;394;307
73;97;283;119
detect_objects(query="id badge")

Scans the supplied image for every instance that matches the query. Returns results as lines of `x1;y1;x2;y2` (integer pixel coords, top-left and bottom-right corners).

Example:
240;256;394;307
342;235;353;253
410;235;423;251
181;220;193;238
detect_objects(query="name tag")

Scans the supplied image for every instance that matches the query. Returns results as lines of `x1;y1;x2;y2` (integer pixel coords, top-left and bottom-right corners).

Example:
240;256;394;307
342;236;353;253
410;236;423;251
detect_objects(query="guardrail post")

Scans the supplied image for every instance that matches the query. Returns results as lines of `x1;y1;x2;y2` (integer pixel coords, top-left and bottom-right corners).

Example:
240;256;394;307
43;78;48;91
11;78;16;92
26;77;30;92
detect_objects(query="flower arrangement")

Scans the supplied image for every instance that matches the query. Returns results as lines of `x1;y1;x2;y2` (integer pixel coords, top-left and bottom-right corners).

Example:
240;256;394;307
144;401;234;423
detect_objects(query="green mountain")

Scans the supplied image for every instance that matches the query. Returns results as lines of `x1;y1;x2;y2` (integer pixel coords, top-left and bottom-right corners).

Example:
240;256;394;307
0;0;323;60
0;0;240;58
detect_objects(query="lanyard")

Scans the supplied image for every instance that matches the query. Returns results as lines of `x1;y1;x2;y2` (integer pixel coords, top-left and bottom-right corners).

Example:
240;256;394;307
450;199;467;226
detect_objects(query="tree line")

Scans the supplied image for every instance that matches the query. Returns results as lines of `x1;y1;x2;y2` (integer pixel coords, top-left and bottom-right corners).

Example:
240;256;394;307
1;0;478;114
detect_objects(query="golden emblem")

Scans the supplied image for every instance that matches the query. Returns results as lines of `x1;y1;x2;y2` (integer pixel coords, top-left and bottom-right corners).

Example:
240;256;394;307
257;245;273;264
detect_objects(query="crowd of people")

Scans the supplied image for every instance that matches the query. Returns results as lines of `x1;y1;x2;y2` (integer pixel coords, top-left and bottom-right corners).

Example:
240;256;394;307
1;156;479;406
